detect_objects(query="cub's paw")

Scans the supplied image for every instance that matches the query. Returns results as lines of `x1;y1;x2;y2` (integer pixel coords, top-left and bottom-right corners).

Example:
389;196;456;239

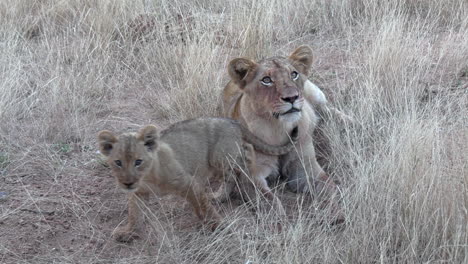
112;227;139;242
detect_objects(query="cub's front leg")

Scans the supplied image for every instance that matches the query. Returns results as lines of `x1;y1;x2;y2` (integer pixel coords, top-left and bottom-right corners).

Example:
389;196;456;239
113;189;149;242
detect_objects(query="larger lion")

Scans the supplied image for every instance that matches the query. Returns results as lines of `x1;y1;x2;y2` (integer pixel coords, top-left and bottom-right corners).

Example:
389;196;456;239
220;46;345;222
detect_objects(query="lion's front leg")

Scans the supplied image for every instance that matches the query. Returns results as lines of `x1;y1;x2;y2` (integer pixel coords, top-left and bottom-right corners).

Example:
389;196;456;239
280;149;310;194
279;140;329;193
113;189;149;242
279;141;345;224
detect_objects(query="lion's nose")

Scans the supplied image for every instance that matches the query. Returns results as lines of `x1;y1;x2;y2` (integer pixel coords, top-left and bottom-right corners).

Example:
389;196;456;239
281;95;298;103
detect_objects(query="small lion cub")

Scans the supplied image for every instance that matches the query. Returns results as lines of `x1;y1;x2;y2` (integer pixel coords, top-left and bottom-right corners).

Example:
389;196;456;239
98;117;297;242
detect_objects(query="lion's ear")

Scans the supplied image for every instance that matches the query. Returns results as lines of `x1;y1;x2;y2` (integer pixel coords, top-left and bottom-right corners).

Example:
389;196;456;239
97;130;117;156
288;45;313;76
138;125;159;151
228;58;258;89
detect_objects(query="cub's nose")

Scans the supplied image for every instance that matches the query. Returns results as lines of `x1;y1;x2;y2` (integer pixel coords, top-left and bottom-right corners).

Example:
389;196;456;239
281;95;298;104
123;182;134;188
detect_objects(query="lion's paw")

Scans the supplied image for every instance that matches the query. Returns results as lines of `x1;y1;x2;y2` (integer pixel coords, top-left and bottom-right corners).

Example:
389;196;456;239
112;226;139;242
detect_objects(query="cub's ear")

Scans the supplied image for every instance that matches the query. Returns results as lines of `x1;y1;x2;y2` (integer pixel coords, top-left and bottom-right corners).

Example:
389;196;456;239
288;45;313;76
97;130;117;156
138;125;159;151
228;58;258;89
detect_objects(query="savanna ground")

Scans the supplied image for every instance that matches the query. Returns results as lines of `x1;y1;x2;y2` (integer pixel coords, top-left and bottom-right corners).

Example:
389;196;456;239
0;0;467;263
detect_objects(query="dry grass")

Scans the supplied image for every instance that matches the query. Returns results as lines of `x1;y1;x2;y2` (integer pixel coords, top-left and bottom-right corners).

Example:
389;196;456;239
0;0;467;263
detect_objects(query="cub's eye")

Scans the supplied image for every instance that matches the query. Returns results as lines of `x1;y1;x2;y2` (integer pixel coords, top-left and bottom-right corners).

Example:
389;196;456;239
291;71;299;80
114;160;122;167
260;76;273;86
135;159;143;167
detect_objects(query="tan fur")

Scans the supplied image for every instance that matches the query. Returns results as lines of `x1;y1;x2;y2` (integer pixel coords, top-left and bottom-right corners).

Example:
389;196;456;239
98;118;297;242
222;49;353;124
220;46;345;223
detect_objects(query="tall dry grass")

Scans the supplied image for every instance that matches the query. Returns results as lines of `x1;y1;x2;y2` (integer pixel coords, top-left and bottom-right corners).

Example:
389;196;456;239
0;0;467;263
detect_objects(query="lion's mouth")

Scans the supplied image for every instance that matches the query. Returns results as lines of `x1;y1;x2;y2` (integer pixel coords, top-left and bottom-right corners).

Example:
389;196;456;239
120;182;138;192
273;108;301;119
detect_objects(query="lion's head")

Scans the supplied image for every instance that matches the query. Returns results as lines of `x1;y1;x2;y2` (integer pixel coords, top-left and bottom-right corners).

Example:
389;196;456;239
97;125;159;191
228;46;314;123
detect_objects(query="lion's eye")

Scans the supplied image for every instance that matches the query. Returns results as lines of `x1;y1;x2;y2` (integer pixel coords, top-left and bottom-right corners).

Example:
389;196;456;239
260;76;273;86
291;71;299;80
135;159;143;167
114;160;122;167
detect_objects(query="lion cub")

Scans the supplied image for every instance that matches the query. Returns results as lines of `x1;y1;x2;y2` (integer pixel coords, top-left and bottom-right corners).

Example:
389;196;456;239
98;117;297;242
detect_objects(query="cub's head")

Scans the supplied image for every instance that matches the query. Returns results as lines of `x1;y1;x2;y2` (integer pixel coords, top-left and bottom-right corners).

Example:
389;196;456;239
228;46;314;123
97;125;159;192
